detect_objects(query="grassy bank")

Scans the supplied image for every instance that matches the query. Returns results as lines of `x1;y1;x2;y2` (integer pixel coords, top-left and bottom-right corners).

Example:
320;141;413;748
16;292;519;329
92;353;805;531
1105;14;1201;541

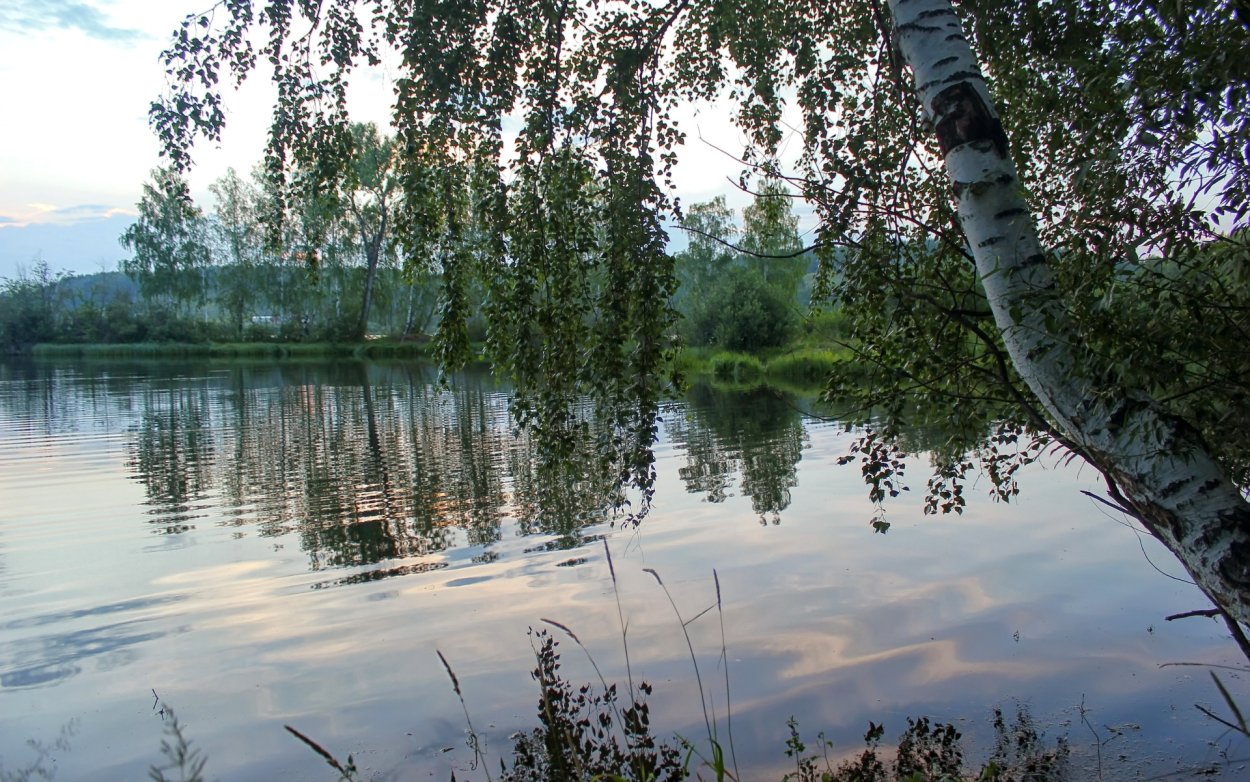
29;339;438;361
29;337;857;397
30;339;850;392
676;345;857;393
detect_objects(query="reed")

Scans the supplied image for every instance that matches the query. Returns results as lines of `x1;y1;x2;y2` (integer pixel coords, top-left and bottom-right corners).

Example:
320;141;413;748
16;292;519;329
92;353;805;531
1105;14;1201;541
708;351;763;383
764;348;840;386
32;342;215;359
437;649;493;781
28;339;434;361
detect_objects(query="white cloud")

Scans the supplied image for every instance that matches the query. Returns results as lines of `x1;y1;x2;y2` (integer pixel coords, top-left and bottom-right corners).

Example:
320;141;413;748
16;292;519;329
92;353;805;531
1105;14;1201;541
0;0;144;42
1;203;135;228
0;1;817;263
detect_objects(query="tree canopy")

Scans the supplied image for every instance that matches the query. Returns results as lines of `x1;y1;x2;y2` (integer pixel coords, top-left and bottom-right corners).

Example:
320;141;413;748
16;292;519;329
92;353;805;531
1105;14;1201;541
152;1;1250;617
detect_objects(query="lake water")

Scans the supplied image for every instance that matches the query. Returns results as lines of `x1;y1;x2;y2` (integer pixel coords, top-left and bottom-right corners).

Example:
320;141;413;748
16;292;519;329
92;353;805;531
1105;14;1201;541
0;359;1245;780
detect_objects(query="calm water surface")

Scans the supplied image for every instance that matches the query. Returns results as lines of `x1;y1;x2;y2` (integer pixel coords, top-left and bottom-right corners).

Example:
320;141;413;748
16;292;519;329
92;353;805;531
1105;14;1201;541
0;359;1244;780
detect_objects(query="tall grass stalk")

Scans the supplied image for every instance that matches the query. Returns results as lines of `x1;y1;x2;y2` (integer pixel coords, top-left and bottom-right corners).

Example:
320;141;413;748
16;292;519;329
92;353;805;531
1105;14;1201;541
537;540;656;780
604;540;637;699
438;649;494;781
283;725;359;781
713;569;739;781
540;616;628;735
642;568;732;780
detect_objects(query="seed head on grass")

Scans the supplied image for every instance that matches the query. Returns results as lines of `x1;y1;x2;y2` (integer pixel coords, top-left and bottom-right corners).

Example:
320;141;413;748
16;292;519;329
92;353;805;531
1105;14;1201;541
605;539;636;699
284;724;358;781
604;537;618;586
541;618;581;645
438;649;463;697
437;649;492;779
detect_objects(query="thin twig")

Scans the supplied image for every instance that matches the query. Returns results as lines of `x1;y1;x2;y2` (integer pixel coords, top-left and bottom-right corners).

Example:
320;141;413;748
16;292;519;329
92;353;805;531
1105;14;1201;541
1079;695;1104;782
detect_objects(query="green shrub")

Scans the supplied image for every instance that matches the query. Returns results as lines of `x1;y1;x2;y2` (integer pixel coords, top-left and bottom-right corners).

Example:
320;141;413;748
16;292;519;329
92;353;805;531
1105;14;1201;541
685;266;798;351
709;351;764;382
670;346;710;380
358;340;430;359
800;308;848;342
766;349;838;386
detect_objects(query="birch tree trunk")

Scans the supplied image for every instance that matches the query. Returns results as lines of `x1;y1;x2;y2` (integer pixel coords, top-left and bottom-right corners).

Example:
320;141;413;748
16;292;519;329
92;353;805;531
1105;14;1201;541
359;239;380;340
886;0;1250;626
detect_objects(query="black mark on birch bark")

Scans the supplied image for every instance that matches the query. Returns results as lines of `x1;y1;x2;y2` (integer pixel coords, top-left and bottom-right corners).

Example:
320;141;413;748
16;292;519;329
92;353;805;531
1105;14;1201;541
932;82;1009;157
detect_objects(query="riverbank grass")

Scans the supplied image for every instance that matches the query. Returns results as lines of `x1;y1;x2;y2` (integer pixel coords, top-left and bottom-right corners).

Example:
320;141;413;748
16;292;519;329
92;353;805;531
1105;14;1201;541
30;340;435;361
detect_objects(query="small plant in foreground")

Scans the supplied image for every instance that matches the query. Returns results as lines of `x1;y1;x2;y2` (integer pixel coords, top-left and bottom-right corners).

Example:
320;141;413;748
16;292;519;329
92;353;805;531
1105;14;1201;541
500;629;685;782
149;701;207;782
0;721;76;782
781;707;1068;782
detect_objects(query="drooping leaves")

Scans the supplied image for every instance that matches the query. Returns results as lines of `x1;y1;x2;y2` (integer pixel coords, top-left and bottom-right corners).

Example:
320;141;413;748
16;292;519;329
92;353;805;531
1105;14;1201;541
151;0;1250;517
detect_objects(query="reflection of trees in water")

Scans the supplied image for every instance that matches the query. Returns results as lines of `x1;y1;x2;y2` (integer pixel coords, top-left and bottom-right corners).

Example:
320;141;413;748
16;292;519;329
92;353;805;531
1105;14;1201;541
211;363;514;569
8;362;629;573
668;383;807;524
507;399;628;550
129;384;216;531
2;362;817;573
0;595;185;689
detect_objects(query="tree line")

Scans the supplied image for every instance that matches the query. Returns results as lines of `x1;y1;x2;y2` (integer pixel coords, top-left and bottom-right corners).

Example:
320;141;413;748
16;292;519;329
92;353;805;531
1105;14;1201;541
3;123;817;359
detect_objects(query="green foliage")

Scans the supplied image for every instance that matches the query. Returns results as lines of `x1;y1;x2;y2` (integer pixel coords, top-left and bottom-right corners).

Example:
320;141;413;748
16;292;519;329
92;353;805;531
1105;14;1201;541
341;122;403;339
765;349;838;386
673;197;737;307
709;351;764;383
1082;232;1250;488
121;169;210;315
60;295;148;345
502;630;686;782
675;188;809;353
145;0;1250;536
686;265;798;352
740;179;807;294
0;259;64;352
803;0;1250;512
208;168;264;338
782;708;1067;782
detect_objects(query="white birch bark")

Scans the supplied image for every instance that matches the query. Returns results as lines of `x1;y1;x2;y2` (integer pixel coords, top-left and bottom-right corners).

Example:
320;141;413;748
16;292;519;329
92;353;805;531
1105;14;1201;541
885;0;1250;626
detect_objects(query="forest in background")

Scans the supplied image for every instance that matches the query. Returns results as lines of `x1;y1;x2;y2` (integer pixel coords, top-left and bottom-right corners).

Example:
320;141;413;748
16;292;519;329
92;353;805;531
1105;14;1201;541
0;122;832;364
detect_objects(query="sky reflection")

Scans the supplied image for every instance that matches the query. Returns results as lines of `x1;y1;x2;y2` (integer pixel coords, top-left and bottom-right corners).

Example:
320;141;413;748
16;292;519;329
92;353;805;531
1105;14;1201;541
0;361;1244;780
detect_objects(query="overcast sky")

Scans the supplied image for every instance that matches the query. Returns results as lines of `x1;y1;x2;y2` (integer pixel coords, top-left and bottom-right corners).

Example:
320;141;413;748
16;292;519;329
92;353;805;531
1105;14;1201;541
0;1;786;281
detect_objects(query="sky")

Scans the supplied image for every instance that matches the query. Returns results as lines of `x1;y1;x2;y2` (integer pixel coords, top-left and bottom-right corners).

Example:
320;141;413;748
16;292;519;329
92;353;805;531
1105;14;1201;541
0;1;773;281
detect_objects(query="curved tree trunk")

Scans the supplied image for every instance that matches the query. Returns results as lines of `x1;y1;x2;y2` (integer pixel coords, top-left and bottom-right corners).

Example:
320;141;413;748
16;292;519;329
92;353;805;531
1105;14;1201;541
359;240;380;340
886;0;1250;626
